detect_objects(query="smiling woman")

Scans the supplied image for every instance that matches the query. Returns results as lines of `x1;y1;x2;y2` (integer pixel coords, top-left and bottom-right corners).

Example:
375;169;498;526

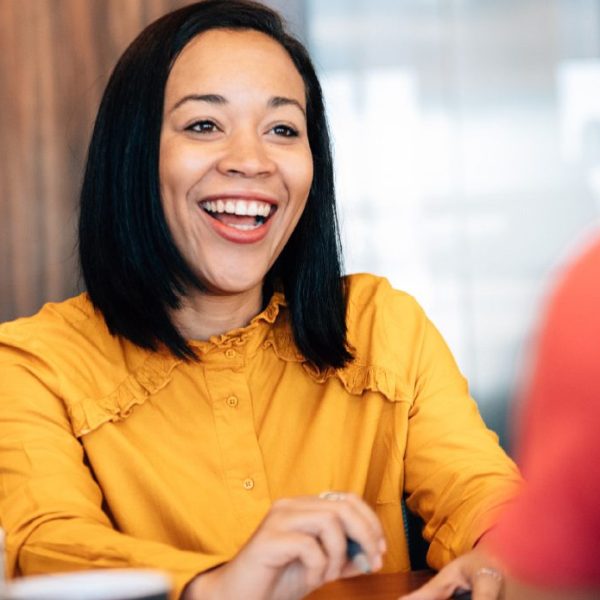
159;29;313;319
77;0;348;369
0;2;521;600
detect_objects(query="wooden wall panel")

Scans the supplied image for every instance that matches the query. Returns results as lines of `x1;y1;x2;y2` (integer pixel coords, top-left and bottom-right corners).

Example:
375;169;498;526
0;0;191;322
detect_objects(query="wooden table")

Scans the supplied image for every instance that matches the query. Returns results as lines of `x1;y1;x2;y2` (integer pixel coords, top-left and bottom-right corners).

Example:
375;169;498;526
305;570;434;599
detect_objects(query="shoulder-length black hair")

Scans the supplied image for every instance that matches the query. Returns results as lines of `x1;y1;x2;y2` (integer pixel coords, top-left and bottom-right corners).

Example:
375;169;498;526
79;0;353;369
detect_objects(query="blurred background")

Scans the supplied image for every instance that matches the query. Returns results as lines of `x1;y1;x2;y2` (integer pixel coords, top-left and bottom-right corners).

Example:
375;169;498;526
2;0;600;448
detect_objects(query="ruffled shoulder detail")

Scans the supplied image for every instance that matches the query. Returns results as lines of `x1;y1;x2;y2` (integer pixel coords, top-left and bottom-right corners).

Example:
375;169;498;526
264;308;412;404
67;351;181;437
68;292;287;436
303;362;412;403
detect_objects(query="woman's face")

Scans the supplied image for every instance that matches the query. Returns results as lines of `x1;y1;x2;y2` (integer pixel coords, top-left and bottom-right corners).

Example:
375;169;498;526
159;28;313;298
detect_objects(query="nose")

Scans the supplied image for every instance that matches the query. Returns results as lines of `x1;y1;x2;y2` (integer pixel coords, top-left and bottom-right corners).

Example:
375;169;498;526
217;130;276;178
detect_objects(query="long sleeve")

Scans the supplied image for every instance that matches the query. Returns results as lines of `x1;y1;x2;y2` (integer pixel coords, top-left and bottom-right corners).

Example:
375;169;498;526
401;307;522;569
0;358;226;600
342;275;522;570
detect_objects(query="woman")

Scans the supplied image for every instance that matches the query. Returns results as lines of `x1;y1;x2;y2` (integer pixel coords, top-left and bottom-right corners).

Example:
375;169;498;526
0;1;520;599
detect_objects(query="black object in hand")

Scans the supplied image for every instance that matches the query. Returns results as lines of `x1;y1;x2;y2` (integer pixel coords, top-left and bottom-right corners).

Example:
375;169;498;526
452;589;472;599
346;537;363;560
346;537;371;573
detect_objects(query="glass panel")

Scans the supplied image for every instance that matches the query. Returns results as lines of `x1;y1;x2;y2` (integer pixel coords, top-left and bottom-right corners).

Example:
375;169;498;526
307;0;600;445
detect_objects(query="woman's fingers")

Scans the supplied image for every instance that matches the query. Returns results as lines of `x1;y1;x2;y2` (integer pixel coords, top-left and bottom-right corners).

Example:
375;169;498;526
274;493;386;575
316;492;386;570
217;528;330;600
470;567;504;600
398;566;467;600
398;550;504;600
319;495;384;572
279;532;329;589
306;511;348;581
199;493;385;600
323;491;387;558
340;492;387;551
266;503;348;582
228;492;386;599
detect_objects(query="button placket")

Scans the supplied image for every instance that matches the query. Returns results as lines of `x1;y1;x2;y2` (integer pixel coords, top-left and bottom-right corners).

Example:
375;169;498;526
204;365;270;540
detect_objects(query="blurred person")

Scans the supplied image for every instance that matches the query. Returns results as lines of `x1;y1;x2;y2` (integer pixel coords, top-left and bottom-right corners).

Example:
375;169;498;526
481;231;600;599
0;1;521;598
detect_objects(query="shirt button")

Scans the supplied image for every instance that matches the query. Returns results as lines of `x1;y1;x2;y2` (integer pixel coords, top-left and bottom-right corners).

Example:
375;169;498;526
243;478;254;490
226;395;239;408
225;349;236;359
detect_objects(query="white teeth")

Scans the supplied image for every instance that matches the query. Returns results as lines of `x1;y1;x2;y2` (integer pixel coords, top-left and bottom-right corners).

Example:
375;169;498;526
201;198;273;217
235;200;248;216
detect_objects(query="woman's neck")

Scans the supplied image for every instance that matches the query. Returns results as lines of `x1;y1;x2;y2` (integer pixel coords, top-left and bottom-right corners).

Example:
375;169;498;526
171;287;264;342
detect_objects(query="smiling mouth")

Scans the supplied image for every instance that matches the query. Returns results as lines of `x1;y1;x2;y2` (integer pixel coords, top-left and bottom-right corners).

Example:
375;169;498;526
199;198;277;231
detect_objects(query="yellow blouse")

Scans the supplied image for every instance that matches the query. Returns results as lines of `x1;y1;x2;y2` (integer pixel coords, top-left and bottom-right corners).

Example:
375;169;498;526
0;274;520;598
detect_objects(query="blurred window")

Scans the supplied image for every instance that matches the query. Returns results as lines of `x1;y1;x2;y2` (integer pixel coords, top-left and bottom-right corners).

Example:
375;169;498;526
306;0;600;443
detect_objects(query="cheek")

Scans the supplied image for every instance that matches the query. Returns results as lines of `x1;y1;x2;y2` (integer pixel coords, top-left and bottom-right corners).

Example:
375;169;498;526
159;144;186;191
303;159;314;196
290;152;314;207
158;145;187;233
159;146;203;226
158;143;177;208
159;138;210;190
287;161;313;234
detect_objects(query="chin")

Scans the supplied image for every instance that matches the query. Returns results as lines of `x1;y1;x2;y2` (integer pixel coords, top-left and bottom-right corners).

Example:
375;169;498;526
201;272;267;296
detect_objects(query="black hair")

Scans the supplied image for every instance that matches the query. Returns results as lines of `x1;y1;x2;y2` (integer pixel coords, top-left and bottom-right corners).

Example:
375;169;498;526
79;0;353;369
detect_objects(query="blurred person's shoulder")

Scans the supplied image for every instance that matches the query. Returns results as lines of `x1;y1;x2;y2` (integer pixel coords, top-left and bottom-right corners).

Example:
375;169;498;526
560;231;600;289
537;230;600;342
550;227;600;303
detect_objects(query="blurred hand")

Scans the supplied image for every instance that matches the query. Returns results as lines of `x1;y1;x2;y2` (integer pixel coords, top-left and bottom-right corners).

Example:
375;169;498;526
399;548;504;600
183;492;387;600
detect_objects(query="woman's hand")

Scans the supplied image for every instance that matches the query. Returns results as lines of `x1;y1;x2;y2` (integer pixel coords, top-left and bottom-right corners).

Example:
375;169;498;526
183;492;387;600
399;548;504;600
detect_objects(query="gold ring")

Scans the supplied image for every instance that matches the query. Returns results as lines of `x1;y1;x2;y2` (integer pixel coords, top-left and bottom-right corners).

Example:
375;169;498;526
318;491;346;501
475;567;503;582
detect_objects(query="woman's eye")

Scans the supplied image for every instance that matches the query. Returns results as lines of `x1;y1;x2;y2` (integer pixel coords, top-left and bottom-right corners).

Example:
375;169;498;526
186;120;219;134
271;124;299;138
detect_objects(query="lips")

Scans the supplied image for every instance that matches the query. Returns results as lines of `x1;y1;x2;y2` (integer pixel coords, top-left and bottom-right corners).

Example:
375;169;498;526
198;195;278;244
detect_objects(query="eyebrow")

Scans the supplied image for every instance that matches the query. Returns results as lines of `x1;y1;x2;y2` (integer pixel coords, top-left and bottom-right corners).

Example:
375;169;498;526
269;96;306;116
170;93;306;116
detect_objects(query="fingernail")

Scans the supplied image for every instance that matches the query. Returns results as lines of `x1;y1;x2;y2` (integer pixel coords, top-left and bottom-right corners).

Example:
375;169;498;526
379;538;387;553
353;553;371;574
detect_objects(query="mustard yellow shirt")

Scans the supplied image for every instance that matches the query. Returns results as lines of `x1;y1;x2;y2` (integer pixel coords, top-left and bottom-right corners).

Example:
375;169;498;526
0;274;520;598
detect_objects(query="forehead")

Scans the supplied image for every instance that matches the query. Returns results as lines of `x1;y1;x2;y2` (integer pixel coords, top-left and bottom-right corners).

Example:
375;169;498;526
165;28;306;106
